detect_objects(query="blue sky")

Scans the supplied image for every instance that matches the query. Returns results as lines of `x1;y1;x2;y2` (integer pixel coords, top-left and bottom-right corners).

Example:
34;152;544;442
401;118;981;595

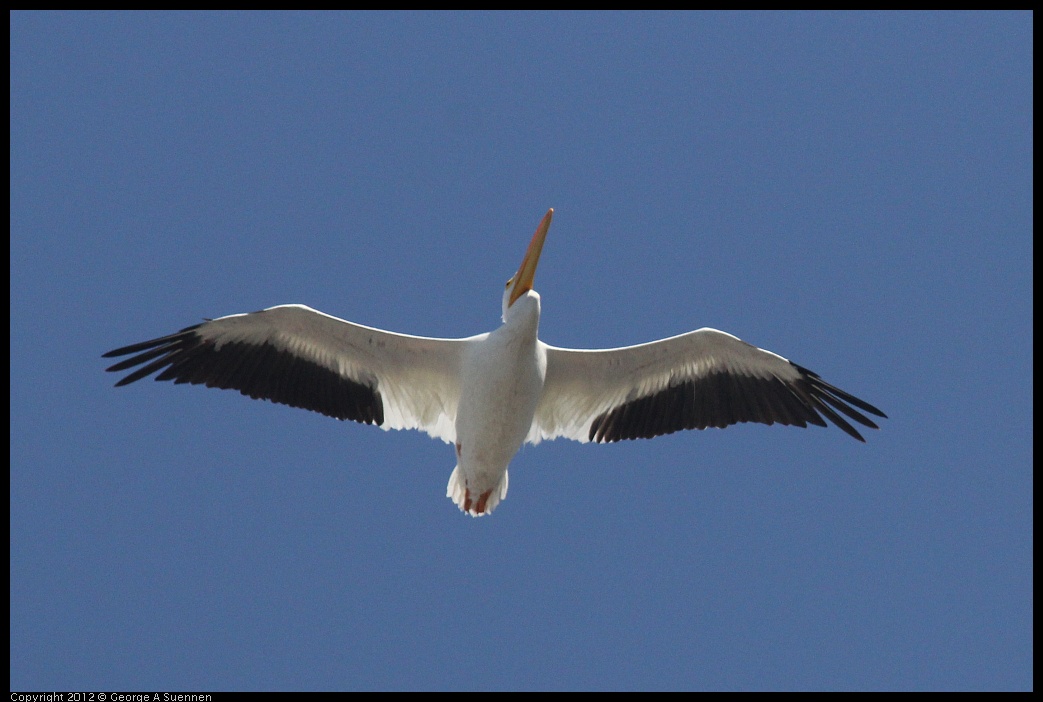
10;12;1031;691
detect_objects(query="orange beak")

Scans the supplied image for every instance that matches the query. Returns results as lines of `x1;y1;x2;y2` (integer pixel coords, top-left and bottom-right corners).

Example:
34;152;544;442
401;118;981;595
508;208;553;307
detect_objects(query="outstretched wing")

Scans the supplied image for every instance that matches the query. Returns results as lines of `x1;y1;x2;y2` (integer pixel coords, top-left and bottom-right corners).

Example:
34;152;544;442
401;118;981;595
533;328;886;444
104;304;467;444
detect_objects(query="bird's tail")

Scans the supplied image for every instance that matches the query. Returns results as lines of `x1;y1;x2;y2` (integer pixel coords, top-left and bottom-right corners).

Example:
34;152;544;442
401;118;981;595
446;465;509;517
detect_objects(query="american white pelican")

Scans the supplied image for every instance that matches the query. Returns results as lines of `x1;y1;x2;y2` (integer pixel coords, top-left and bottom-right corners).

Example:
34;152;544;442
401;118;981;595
104;209;886;516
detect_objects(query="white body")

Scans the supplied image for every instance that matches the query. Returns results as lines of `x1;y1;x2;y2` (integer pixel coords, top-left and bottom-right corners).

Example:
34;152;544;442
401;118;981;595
450;291;546;514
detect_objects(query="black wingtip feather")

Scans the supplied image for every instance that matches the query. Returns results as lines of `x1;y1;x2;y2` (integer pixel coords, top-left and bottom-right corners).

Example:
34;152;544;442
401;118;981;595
104;326;385;425
589;362;885;444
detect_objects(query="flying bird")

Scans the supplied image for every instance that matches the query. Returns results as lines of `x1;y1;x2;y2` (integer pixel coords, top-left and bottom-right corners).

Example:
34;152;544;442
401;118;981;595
104;209;886;516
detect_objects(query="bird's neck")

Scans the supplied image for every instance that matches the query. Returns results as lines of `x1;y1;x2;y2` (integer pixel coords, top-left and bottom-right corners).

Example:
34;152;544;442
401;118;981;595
501;294;541;340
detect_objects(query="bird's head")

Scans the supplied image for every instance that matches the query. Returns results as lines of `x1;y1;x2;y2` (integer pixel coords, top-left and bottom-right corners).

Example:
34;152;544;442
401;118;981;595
502;208;553;321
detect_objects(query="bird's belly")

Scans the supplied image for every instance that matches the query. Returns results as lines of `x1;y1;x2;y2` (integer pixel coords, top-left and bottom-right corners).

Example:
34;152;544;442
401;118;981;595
454;340;543;481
